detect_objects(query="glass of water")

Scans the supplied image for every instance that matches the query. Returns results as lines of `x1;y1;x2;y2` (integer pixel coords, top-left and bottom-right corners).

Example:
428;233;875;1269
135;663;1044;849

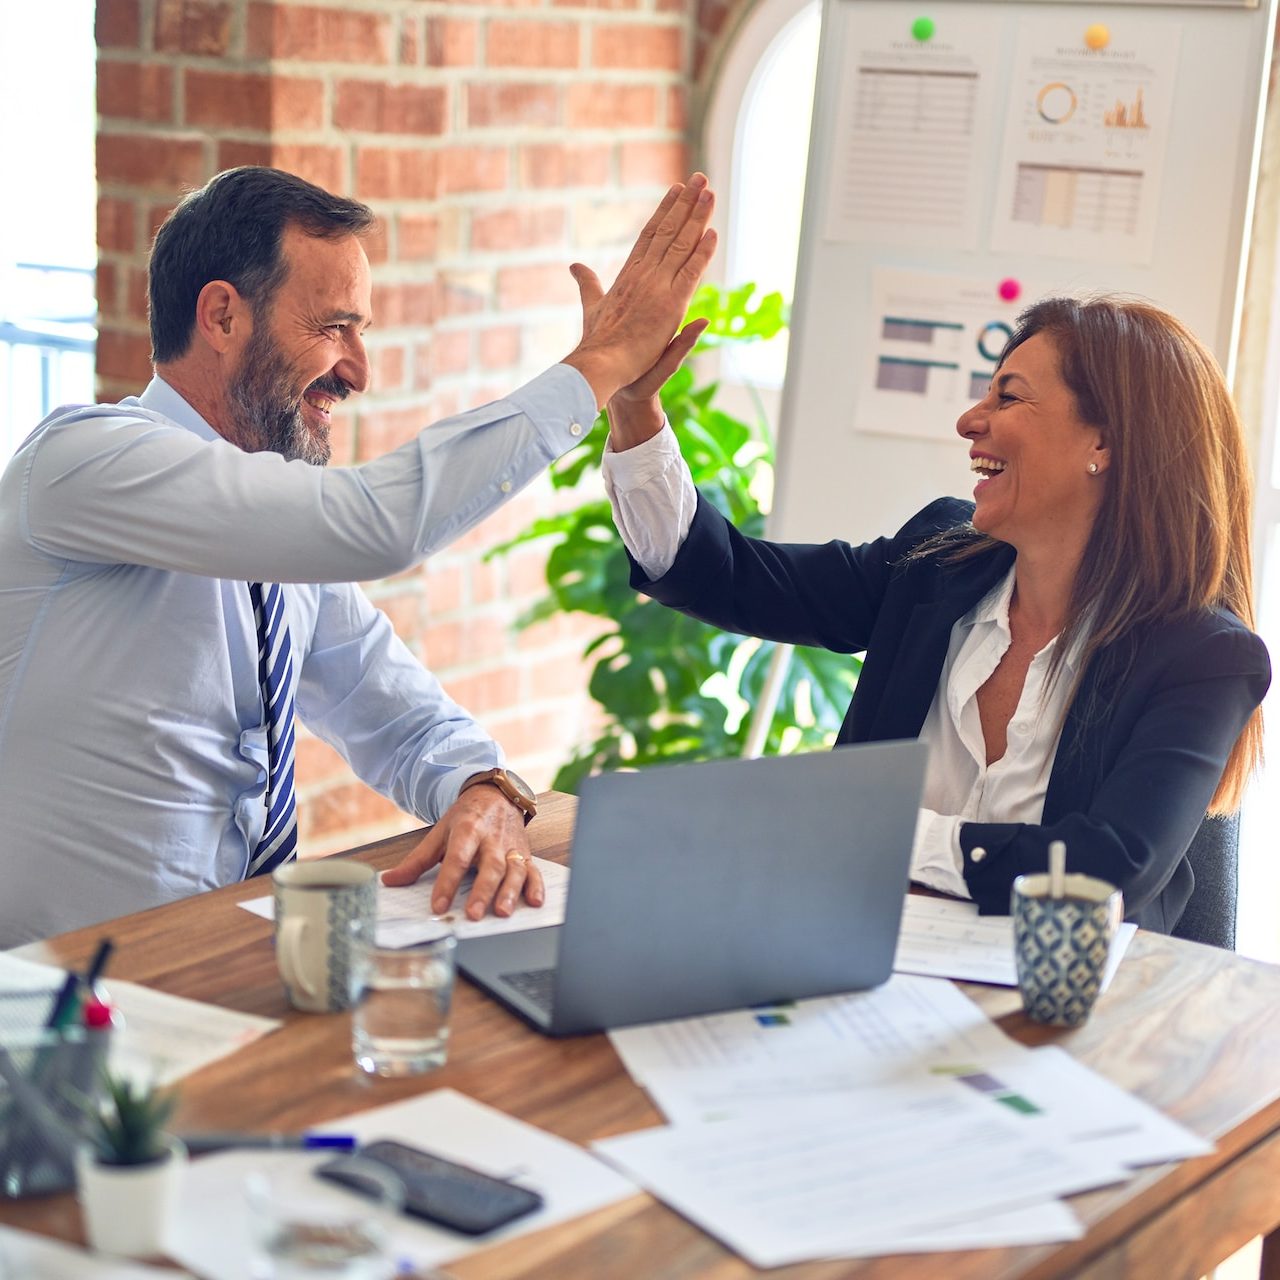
246;1156;404;1279
350;927;457;1077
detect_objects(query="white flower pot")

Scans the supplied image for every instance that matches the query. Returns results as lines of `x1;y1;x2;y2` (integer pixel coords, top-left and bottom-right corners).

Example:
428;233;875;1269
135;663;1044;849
76;1136;187;1259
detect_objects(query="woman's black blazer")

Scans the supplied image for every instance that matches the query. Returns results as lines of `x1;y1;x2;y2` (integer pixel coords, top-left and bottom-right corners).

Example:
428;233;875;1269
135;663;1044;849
630;495;1271;932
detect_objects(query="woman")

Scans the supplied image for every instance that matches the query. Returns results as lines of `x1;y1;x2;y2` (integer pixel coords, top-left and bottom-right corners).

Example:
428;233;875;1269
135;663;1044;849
601;296;1270;936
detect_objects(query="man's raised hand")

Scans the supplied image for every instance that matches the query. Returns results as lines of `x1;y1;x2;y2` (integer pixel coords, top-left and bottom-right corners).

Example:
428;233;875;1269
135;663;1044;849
564;174;717;409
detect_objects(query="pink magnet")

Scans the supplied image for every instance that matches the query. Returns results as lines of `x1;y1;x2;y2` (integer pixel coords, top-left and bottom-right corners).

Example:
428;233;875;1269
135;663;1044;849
998;278;1021;303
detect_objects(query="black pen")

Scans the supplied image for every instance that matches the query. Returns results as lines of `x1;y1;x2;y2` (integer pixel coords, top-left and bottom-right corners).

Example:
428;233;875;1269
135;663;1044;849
180;1132;358;1155
82;938;115;992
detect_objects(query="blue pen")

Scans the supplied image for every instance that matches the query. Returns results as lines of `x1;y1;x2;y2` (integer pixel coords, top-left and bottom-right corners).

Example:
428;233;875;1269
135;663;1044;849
180;1132;359;1155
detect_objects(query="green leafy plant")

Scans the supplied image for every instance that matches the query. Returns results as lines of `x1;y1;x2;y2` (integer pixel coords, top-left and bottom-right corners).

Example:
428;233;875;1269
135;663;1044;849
82;1072;178;1167
492;283;860;791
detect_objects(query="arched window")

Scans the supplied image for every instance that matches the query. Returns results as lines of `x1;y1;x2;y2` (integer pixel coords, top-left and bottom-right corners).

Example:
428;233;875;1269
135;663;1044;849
703;0;821;400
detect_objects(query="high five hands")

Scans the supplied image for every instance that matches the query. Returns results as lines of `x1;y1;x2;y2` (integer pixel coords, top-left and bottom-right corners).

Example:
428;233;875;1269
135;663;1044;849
564;174;717;412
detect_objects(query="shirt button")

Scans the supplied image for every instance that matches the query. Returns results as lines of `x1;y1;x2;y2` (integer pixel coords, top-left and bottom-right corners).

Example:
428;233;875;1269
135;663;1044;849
569;421;583;436
971;846;987;863
500;480;512;493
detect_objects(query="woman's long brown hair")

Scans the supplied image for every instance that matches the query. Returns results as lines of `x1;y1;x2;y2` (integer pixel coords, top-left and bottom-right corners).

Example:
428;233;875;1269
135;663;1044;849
935;295;1262;812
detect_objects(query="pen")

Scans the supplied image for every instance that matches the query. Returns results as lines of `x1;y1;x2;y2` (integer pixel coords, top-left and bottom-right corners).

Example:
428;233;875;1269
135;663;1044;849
45;937;114;1032
82;938;115;993
179;1132;359;1155
42;970;82;1032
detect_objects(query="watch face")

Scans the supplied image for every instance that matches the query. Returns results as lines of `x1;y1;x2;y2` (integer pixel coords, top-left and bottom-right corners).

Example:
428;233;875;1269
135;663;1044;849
505;771;536;804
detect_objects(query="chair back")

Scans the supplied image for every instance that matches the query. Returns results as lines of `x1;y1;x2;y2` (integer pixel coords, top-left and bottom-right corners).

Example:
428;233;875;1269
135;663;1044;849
1170;812;1239;950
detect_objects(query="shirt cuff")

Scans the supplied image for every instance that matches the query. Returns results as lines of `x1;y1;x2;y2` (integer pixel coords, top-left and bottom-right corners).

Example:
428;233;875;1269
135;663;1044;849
505;364;600;461
909;808;971;900
602;422;685;487
602;425;697;581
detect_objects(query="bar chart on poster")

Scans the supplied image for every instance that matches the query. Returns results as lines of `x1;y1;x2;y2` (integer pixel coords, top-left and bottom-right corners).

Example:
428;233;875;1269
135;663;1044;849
770;0;1277;546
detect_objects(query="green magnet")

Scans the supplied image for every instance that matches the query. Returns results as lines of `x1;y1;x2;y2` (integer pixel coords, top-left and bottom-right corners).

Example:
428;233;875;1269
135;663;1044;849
911;16;935;42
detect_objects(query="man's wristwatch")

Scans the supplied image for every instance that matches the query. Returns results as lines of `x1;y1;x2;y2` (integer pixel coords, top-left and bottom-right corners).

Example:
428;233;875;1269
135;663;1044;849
459;768;538;825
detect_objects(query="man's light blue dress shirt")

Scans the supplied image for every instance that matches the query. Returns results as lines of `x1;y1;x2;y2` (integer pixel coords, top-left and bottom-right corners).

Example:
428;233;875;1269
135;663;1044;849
0;367;596;946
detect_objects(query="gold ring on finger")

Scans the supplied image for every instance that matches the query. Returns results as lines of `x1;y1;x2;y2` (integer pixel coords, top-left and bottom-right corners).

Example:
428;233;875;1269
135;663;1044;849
505;851;528;866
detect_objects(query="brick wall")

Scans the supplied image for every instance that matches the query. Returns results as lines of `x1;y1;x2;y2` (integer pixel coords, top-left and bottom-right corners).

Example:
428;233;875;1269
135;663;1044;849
95;0;694;855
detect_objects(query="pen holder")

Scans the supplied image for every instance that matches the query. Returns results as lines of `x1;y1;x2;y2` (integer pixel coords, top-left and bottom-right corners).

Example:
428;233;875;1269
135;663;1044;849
0;990;113;1197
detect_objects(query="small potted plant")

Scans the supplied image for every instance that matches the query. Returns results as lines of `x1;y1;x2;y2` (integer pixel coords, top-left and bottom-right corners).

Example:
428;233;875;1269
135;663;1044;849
74;1071;185;1259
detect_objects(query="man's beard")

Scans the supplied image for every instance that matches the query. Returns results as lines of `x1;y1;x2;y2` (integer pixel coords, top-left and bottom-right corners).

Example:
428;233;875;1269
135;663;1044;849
226;325;348;465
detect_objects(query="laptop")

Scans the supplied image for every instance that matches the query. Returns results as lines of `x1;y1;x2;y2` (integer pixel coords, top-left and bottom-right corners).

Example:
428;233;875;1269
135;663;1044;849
456;739;927;1036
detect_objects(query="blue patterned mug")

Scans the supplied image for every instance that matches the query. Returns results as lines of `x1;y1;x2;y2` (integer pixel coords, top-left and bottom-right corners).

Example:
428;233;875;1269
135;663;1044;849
272;861;377;1012
1012;872;1123;1027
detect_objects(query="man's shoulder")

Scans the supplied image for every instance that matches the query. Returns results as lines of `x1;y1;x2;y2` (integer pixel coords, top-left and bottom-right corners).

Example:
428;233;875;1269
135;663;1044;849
23;397;170;440
42;397;174;432
9;398;194;474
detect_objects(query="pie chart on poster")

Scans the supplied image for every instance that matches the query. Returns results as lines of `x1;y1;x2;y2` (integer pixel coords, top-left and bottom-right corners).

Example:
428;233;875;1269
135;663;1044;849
1036;82;1077;125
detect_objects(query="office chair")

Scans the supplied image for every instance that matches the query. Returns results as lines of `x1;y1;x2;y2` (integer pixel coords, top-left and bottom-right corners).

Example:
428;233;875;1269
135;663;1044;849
1170;812;1239;950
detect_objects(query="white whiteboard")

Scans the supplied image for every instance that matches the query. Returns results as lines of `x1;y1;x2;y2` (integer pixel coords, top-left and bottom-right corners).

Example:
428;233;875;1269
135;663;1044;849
771;0;1277;546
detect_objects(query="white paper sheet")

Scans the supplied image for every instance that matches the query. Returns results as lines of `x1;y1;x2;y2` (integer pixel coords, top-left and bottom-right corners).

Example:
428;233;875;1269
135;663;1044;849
238;857;568;946
989;14;1180;264
874;1199;1084;1253
854;267;1046;442
593;1082;1123;1268
0;1225;193;1278
0;953;279;1088
609;973;1033;1129
894;895;1137;990
821;4;1003;251
608;973;1019;1083
168;1088;637;1280
943;1045;1212;1170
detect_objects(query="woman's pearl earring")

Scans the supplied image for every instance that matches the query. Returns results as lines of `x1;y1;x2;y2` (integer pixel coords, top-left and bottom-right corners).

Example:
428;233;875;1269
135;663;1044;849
1087;462;1099;474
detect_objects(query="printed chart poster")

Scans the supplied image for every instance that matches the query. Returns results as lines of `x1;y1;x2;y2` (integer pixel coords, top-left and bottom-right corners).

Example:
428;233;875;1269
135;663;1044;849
822;6;1002;251
990;17;1180;265
855;268;1038;442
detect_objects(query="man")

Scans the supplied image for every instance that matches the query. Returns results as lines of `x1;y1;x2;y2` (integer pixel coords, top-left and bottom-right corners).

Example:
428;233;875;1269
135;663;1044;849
0;165;715;947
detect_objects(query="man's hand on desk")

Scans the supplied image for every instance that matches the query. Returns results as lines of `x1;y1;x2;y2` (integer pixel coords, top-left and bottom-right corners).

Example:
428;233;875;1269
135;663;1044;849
380;786;545;921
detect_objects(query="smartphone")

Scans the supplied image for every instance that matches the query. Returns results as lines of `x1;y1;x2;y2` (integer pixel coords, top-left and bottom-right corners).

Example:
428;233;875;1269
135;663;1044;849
316;1139;544;1236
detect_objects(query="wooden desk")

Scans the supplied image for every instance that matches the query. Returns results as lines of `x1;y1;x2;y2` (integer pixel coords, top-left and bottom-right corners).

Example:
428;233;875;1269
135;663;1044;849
5;791;1280;1279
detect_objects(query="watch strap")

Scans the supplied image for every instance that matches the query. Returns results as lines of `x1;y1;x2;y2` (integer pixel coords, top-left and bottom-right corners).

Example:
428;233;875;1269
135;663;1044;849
459;768;537;824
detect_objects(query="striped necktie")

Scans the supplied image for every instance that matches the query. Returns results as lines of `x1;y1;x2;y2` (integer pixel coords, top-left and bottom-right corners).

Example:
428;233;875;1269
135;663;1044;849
246;581;298;877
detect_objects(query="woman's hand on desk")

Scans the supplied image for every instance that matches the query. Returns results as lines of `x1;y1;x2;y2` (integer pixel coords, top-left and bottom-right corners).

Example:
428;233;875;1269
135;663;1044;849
380;788;545;921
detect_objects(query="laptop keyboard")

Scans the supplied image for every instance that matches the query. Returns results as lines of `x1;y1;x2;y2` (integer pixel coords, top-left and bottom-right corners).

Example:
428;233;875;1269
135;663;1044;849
501;966;556;1013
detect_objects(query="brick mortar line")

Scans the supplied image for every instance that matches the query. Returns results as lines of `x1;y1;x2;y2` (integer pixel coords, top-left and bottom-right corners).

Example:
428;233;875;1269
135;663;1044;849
100;63;685;79
98;122;680;140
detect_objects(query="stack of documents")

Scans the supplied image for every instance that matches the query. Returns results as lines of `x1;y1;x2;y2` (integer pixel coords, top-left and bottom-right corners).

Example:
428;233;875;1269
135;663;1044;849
596;974;1209;1267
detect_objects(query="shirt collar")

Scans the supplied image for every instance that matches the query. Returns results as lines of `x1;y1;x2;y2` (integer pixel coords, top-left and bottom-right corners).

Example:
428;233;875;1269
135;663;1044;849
134;376;221;443
960;565;1016;634
957;565;1087;675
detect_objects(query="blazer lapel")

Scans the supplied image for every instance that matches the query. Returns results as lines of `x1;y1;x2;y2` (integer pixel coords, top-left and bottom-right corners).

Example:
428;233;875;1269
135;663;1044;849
872;600;962;737
868;552;1014;739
